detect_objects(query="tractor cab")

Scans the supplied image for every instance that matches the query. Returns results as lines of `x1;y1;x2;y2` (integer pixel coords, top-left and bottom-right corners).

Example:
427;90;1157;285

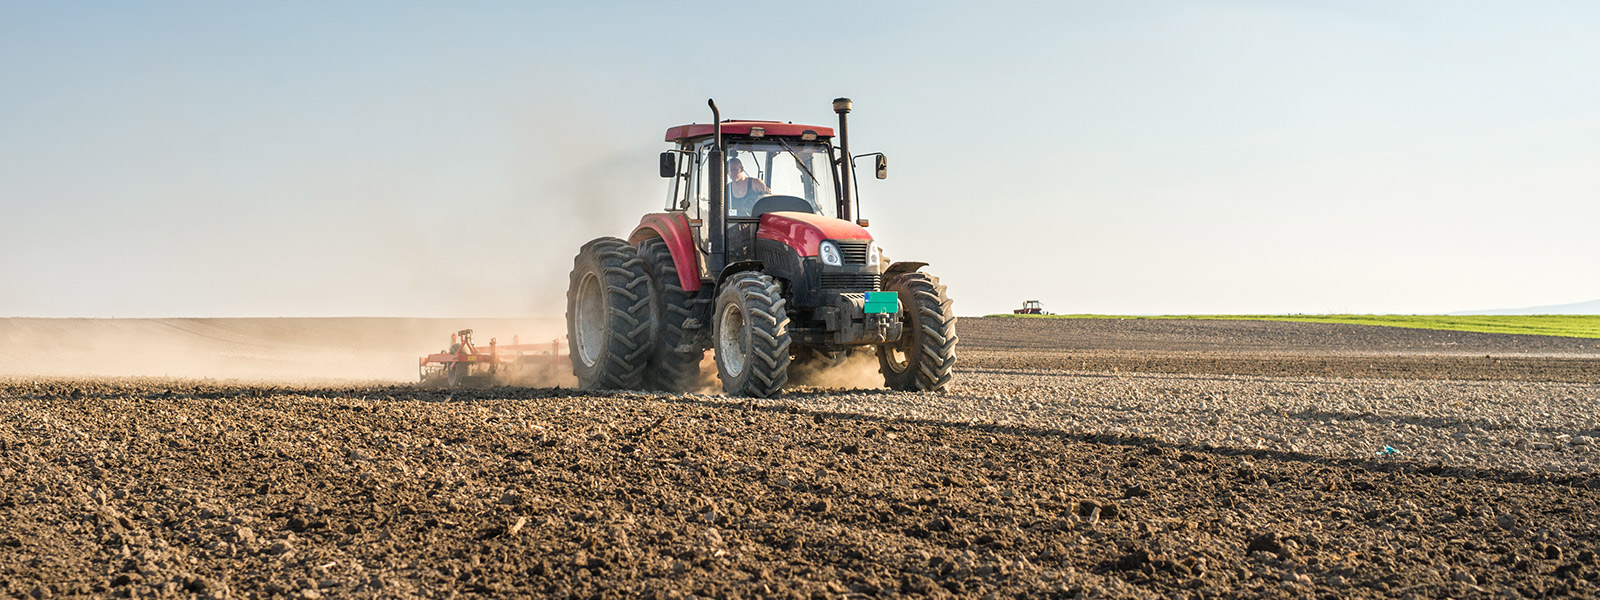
662;121;841;221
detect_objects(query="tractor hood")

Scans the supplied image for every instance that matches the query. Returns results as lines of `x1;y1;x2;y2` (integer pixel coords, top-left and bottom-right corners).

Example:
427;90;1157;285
756;212;872;257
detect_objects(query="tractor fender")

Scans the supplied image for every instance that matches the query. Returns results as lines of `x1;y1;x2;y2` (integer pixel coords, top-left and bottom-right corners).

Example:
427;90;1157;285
884;261;928;279
629;212;704;292
717;261;765;287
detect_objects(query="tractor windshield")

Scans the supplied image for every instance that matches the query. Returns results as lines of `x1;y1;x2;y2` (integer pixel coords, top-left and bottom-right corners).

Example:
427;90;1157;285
723;140;838;218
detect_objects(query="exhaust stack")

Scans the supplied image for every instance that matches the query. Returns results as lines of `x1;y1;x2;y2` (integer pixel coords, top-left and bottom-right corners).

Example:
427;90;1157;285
707;99;726;274
833;97;853;221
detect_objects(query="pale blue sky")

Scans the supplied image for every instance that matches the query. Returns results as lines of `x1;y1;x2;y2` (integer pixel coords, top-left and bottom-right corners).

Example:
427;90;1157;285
2;1;1596;317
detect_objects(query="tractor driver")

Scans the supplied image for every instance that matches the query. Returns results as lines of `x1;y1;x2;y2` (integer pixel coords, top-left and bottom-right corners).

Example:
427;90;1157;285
727;157;771;216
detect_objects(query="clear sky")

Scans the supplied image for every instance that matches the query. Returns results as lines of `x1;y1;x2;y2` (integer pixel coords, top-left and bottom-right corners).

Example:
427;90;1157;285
2;1;1597;318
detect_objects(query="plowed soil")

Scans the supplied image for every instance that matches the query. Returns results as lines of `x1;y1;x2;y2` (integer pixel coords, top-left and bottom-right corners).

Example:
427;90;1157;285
3;317;1598;599
963;317;1600;384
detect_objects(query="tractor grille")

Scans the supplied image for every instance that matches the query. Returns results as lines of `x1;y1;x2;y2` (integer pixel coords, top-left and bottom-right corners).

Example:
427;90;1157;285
820;273;881;292
834;240;872;264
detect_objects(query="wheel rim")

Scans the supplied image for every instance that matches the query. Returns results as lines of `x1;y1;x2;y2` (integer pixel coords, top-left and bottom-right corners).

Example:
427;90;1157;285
885;308;913;374
574;272;605;367
885;342;911;374
718;302;747;377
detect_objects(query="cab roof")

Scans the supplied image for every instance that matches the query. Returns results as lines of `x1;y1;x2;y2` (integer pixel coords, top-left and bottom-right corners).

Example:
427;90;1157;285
665;120;835;143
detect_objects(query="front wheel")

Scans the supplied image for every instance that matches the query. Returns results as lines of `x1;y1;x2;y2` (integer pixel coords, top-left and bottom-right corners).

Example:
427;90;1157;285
877;271;957;391
713;272;791;397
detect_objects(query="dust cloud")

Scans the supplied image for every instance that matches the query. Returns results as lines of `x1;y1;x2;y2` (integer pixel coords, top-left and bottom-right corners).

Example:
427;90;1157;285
678;350;889;395
1;317;894;391
0;317;564;384
787;348;888;390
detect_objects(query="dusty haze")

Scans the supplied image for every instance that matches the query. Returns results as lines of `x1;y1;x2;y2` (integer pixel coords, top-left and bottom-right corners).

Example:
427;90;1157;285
0;317;566;383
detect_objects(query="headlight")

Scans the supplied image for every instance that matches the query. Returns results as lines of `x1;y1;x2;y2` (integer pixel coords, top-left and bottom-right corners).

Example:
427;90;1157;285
819;241;842;266
867;242;881;266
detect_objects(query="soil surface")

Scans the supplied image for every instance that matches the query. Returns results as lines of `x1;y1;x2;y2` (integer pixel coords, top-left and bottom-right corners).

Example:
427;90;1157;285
963;318;1600;384
3;318;1598;599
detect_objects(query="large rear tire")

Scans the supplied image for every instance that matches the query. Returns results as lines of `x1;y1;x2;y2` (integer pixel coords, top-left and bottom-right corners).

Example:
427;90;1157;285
877;271;957;391
566;237;653;390
637;237;704;392
713;272;791;398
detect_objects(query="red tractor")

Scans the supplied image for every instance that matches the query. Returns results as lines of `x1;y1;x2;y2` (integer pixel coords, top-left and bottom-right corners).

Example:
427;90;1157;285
1014;300;1045;315
565;98;957;397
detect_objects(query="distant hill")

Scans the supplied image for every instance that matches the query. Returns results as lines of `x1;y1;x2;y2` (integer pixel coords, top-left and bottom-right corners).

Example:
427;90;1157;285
1451;299;1600;316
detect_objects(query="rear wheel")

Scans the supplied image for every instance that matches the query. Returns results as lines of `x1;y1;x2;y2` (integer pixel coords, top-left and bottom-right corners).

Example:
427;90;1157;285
877;271;957;391
637;237;704;392
713;272;791;397
446;362;467;388
566;237;653;390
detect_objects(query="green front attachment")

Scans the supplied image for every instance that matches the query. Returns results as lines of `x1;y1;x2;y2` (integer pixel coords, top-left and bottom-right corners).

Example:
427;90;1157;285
864;291;899;315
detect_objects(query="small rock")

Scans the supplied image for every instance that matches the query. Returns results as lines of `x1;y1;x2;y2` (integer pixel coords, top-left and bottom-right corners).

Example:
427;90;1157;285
1246;532;1290;557
1114;549;1151;571
1453;570;1477;585
267;540;294;555
184;577;212;594
1572;436;1594;447
841;444;860;455
1544;544;1563;561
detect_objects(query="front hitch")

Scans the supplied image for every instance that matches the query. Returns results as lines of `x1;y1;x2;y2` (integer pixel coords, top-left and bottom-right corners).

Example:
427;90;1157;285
819;291;903;345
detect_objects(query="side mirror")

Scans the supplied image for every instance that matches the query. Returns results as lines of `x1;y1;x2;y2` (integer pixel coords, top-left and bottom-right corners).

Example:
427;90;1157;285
659;151;676;178
874;154;888;180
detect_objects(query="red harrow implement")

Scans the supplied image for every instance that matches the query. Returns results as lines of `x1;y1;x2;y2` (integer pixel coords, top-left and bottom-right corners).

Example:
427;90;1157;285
419;329;566;388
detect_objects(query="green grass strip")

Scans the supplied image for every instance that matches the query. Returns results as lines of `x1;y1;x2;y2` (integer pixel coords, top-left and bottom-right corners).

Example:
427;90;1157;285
982;314;1600;339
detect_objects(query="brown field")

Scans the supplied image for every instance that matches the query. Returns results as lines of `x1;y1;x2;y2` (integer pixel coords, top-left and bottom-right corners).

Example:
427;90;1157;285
3;317;1598;599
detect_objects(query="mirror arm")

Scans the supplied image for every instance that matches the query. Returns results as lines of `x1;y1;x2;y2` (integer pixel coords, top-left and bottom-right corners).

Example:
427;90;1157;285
846;152;887;221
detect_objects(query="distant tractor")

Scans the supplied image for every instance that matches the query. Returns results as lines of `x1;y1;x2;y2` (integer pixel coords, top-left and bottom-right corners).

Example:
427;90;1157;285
1014;300;1045;315
566;98;957;397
